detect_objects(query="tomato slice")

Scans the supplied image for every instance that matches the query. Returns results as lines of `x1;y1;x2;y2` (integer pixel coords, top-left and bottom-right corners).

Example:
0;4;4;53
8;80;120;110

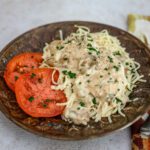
4;52;42;91
15;68;67;117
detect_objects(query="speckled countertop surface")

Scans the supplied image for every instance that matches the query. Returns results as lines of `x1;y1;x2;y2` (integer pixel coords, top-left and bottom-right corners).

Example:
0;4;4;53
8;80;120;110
0;0;150;150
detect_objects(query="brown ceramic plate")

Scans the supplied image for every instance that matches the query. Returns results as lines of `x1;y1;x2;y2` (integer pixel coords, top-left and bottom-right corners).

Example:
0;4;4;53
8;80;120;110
0;21;150;140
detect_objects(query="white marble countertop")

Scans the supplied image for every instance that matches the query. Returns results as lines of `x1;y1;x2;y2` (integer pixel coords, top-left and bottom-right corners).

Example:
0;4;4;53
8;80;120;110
0;0;150;150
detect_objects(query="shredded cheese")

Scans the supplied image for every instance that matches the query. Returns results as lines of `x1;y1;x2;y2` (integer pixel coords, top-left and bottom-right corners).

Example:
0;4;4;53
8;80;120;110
41;26;145;125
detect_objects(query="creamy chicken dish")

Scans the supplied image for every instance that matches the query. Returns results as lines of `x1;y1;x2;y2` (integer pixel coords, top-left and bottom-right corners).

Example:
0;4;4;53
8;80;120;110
41;26;144;125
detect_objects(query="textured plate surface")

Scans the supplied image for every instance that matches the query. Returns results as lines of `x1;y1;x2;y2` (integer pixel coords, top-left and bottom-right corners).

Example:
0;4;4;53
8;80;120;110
0;21;150;140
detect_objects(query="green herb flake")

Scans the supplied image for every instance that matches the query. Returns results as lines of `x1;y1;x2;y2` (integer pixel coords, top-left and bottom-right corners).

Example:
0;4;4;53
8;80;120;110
104;67;108;71
28;96;34;102
92;97;97;105
100;75;103;78
14;76;19;81
63;77;66;83
115;97;122;103
114;79;118;83
79;102;85;107
56;45;64;50
125;62;129;66
45;99;51;102
79;82;82;85
42;103;47;108
113;66;119;71
113;51;121;56
131;68;135;74
77;107;80;110
30;73;36;78
87;43;100;55
62;70;76;79
108;56;113;63
62;70;68;75
63;58;68;61
86;74;90;76
87;80;91;83
68;71;76;78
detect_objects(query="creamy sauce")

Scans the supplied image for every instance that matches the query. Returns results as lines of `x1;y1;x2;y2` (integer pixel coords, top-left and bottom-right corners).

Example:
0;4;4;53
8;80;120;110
41;26;144;125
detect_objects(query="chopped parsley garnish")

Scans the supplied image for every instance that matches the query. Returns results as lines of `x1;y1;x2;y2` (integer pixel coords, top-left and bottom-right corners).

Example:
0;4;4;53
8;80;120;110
87;80;91;83
79;101;85;107
62;70;76;78
68;71;76;78
92;97;97;105
108;56;113;63
117;88;120;91
79;82;82;85
113;51;121;56
45;99;51;102
63;77;65;83
87;43;100;55
114;79;118;83
126;86;131;91
131;68;135;74
104;67;108;71
56;45;64;50
113;65;119;71
14;76;18;81
115;97;122;103
125;62;129;66
62;70;68;75
30;73;36;78
28;96;34;102
42;103;47;108
71;88;74;93
63;58;68;60
100;75;103;78
77;107;80;110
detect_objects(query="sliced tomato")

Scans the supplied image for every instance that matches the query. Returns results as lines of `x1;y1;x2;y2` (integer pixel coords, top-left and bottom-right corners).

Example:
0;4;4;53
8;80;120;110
4;52;42;91
15;68;67;117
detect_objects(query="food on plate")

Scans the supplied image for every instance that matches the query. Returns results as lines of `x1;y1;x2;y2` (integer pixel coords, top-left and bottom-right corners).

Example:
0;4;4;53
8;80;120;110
15;68;67;117
3;26;145;125
4;52;42;91
41;26;145;125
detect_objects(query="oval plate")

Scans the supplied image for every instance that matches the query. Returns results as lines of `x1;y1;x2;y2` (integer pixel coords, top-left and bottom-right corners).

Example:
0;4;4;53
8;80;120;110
0;21;150;140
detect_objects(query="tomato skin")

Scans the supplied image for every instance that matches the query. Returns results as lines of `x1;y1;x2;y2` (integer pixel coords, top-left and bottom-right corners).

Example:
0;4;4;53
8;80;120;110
15;68;67;117
4;52;42;91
